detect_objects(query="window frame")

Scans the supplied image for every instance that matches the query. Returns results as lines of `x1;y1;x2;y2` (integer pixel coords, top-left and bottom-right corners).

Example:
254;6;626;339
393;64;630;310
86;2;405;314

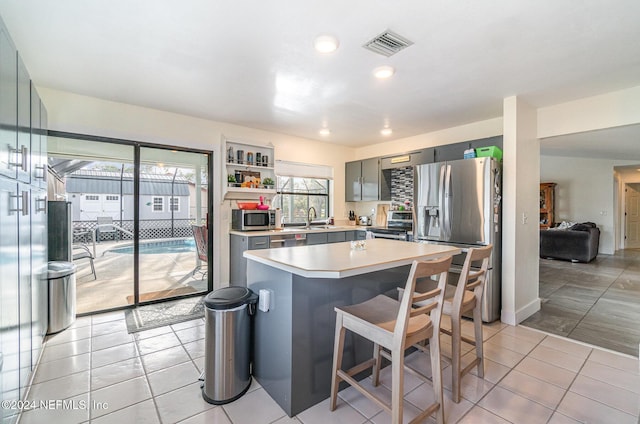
169;196;180;213
152;196;164;212
274;176;330;225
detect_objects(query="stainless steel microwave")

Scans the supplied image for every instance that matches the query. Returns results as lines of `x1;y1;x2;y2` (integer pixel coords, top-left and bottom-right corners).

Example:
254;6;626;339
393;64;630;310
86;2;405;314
232;209;275;231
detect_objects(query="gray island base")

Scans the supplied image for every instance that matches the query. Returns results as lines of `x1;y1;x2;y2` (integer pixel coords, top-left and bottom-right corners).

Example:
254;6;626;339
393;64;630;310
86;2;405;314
242;239;460;416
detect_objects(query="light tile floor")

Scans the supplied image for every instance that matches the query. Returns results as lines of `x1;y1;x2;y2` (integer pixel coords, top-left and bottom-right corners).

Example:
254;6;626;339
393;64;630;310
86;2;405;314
16;312;640;424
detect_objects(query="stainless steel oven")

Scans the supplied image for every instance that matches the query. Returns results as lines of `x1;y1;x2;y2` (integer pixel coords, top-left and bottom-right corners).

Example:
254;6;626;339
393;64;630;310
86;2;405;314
367;209;413;240
386;210;413;228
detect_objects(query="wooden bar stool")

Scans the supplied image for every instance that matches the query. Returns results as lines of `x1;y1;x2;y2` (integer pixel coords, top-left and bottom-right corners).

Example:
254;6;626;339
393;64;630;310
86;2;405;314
329;256;452;424
425;245;492;403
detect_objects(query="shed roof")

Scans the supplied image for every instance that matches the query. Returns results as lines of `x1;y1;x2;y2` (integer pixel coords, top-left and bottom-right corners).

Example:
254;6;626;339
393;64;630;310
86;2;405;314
66;170;190;196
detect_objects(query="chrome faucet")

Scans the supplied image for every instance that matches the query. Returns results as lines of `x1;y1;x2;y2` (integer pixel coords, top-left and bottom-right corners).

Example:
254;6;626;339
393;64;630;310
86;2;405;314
306;206;317;227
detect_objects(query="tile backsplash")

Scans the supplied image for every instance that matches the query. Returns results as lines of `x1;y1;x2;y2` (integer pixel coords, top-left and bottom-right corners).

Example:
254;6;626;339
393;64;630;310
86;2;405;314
390;166;413;205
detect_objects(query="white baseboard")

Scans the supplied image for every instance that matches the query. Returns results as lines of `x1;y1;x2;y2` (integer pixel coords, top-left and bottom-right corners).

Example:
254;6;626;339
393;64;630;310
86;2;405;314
501;298;541;325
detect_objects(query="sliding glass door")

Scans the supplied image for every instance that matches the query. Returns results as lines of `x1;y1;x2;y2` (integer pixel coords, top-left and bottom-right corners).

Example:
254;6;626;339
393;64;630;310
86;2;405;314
48;133;212;313
137;147;209;303
48;136;135;313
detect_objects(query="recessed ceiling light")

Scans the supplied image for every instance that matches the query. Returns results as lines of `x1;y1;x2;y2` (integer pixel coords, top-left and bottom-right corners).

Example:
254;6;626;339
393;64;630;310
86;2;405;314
314;35;339;53
319;128;331;136
380;128;393;136
373;65;395;79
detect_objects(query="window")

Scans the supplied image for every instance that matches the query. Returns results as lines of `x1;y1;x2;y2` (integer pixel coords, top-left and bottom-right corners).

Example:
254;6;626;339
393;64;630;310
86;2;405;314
152;197;164;212
169;197;180;212
85;195;99;201
273;177;329;224
106;195;119;201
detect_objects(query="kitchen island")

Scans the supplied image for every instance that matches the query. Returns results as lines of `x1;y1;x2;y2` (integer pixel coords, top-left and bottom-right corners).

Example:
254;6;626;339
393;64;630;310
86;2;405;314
242;239;460;416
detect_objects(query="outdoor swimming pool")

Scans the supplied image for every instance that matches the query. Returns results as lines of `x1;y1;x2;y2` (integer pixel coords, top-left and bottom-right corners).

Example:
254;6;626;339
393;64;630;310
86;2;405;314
108;238;196;255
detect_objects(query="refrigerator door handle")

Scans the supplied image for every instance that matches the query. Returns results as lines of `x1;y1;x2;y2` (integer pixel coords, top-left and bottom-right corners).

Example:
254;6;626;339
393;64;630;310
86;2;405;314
443;164;452;240
438;164;446;233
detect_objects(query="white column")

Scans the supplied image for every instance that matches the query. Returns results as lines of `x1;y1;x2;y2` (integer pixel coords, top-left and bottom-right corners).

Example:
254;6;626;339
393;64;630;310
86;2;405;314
502;96;541;325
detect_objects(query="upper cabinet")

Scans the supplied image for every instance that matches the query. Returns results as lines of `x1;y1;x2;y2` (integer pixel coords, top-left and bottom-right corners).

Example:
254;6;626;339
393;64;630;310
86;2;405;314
223;138;276;199
345;158;379;202
30;84;47;190
0;24;17;179
16;55;31;184
434;135;503;162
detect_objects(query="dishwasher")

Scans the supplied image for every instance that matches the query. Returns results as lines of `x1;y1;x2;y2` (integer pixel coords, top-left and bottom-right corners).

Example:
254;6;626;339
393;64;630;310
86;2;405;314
269;232;307;248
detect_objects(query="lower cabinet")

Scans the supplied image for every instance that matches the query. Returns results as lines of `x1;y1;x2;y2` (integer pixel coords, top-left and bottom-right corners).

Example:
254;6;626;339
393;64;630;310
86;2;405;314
327;232;346;243
230;235;269;286
306;233;328;245
0;178;20;419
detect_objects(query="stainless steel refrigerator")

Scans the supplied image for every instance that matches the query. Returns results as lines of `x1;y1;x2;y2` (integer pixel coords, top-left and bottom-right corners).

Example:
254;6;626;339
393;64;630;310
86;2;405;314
414;157;502;322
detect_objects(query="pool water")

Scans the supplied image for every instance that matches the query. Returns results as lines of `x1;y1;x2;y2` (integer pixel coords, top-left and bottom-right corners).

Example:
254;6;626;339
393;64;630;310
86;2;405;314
109;239;196;255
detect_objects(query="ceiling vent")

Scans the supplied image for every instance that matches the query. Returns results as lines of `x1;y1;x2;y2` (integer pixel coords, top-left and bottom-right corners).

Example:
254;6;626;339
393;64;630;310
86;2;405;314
362;30;413;57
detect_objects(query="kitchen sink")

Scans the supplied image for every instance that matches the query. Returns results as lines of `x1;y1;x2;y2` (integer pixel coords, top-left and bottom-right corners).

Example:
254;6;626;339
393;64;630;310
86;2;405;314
279;225;337;231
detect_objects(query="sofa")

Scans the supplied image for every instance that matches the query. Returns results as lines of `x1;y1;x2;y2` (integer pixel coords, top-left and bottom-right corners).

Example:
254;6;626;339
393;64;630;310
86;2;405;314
539;222;600;263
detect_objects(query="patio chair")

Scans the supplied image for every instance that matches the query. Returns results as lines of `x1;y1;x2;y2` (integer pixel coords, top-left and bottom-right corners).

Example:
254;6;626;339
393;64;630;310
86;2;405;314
96;216;117;242
192;225;208;278
72;244;96;280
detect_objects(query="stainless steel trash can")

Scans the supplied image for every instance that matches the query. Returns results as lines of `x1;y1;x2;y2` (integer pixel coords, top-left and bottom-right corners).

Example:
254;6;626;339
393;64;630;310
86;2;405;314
202;287;258;404
46;261;77;334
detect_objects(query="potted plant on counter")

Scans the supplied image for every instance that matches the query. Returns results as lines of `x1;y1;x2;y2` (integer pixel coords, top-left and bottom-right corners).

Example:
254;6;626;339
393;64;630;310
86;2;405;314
227;174;237;187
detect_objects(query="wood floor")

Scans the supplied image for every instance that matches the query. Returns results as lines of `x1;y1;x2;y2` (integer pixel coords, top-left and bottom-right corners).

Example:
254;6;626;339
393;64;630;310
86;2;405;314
522;249;640;357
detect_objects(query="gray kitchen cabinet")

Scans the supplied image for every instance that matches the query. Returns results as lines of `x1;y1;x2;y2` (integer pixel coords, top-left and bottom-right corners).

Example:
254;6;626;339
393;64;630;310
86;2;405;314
345;160;360;201
306;232;328;245
327;231;346;243
345;231;356;241
434;143;468;162
16;56;31;184
0;20;49;418
249;236;269;250
18;184;31;397
30;85;47;190
379;149;434;170
30;187;47;371
434;136;503;163
356;230;367;240
0;178;20;418
0;24;17;179
345;158;379;201
230;234;270;286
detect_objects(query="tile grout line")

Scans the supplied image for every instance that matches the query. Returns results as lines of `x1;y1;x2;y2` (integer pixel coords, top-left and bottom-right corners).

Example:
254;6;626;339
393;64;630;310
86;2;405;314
544;344;594;424
458;327;550;422
564;266;626;341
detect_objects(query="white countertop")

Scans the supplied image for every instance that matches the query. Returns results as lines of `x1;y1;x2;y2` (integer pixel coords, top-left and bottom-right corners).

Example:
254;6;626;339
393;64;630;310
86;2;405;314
243;239;461;278
229;225;367;237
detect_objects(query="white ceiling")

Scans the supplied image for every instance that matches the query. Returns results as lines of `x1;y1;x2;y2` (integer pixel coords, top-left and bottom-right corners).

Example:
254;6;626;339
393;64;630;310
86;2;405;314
1;1;640;148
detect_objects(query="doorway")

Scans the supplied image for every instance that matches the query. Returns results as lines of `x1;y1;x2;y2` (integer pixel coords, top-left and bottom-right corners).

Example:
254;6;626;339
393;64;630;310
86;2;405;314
47;133;213;314
625;183;640;248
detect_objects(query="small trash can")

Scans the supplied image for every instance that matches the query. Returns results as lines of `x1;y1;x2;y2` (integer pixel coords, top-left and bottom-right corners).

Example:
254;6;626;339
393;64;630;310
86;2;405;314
202;287;258;404
46;261;77;334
